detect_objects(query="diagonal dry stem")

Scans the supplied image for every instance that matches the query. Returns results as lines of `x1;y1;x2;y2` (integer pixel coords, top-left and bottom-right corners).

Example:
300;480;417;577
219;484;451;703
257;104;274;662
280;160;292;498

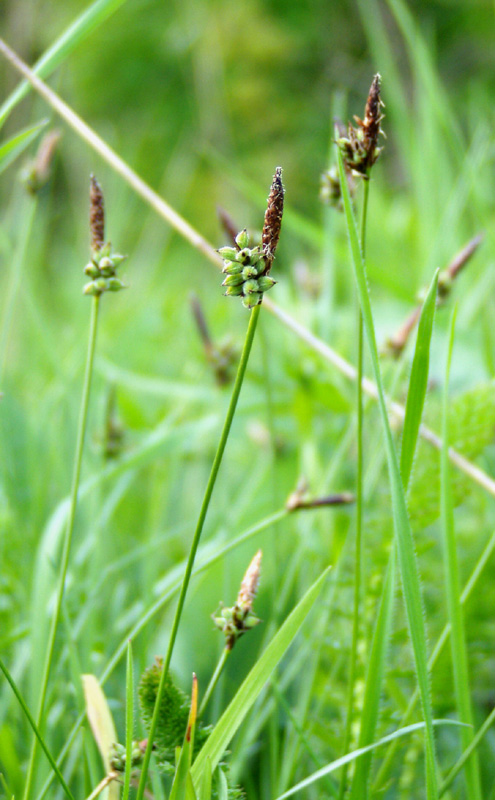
1;37;494;501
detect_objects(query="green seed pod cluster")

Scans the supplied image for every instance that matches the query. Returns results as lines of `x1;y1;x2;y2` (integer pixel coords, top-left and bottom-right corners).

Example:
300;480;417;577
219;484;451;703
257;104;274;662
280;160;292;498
83;243;127;296
109;741;145;773
219;229;276;310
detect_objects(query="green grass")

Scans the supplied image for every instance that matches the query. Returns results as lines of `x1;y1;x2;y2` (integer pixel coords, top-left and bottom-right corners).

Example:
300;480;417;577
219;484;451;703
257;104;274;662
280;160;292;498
1;1;495;799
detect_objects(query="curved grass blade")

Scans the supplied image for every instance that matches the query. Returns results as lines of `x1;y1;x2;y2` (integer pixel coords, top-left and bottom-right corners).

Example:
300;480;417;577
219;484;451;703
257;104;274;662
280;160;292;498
350;266;439;798
400;268;439;486
337;146;438;798
0;120;47;174
275;720;465;800
191;567;331;785
0;657;75;800
0;0;127;128
122;641;134;800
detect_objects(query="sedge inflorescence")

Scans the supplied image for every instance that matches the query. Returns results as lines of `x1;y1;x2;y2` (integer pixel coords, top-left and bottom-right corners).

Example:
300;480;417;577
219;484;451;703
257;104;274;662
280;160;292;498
219;167;284;309
83;175;127;296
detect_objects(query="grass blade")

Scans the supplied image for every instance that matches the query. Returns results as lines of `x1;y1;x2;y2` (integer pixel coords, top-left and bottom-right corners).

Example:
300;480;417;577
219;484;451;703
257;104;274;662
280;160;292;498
400;268;439;486
0;657;75;800
337;146;438;798
191;567;331;785
440;306;482;798
0;120;47;174
348;548;396;799
275;721;463;800
122;641;134;800
0;0;127;128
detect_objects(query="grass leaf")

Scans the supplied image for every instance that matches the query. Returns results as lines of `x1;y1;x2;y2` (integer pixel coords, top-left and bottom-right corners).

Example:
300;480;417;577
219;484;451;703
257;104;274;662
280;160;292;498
400;268;439;486
337;146;438;798
191;567;330;785
0;120;47;174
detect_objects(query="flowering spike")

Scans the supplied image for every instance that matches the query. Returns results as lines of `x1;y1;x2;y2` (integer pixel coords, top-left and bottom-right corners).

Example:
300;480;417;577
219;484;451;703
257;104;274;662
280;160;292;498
212;550;262;650
337;74;385;178
262;166;284;270
90;174;105;253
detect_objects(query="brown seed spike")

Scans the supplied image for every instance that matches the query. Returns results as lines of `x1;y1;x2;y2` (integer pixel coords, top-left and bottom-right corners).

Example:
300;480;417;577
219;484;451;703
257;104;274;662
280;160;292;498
262;167;284;271
362;73;385;172
90;174;105;253
237;550;262;611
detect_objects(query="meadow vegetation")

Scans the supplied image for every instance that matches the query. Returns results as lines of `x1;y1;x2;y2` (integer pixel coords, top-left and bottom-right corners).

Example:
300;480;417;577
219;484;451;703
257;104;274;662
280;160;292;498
1;1;495;799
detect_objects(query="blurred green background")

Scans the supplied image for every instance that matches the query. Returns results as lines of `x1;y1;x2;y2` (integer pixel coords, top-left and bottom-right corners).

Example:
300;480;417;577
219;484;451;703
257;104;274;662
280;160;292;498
2;0;495;797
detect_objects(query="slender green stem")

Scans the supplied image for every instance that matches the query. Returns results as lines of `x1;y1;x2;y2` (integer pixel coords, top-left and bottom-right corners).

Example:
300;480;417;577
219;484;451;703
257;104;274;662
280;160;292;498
135;302;262;800
439;706;495;796
23;295;101;800
122;640;134;800
199;647;230;718
0;656;75;800
339;177;369;799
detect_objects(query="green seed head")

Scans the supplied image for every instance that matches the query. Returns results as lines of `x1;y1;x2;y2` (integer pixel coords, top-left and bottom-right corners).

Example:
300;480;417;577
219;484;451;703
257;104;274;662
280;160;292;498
242;266;258;280
236;248;252;265
107;277;126;292
235;228;250;249
224;284;244;297
242;292;261;309
257;276;276;292
222;260;243;275
218;246;238;260
84;262;100;278
243;279;259;295
222;273;244;287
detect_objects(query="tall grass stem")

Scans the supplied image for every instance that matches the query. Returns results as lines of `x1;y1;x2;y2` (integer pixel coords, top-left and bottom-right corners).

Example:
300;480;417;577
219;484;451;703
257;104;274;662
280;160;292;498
135;302;262;800
23;295;101;800
339;177;369;799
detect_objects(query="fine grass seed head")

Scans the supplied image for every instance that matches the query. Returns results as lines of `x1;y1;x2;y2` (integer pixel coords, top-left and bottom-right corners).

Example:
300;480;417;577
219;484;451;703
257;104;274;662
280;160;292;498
213;550;262;651
83;175;127;296
219;168;284;309
337;73;385;178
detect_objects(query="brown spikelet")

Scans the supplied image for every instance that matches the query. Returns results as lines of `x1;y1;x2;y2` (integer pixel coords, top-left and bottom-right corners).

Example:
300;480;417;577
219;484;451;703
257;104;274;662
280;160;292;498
237;550;262;612
90;174;105;252
355;73;385;173
262;167;284;270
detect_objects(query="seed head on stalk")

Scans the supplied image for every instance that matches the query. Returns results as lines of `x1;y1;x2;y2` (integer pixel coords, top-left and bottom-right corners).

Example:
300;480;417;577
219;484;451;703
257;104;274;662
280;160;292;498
212;550;262;651
83;175;127;297
337;73;385;178
218;168;284;309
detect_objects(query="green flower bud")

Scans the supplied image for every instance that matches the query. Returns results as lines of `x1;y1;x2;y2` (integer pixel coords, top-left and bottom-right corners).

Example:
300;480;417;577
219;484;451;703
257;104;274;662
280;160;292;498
222;273;244;287
111;253;126;267
84;262;100;278
222;260;243;275
235;248;252;265
235;228;250;249
249;247;264;265
83;280;100;296
242;266;258;280
224;285;244;297
242;292;261;309
107;277;126;292
243;279;259;295
99;256;114;270
257;276;276;292
218;246;238;260
94;277;108;292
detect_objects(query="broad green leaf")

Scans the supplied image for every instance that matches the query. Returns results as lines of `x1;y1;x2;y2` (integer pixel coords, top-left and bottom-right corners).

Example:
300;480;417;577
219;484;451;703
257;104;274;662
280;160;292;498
191;567;330;785
0;0;128;128
0;120;47;175
400;268;439;487
337;146;438;798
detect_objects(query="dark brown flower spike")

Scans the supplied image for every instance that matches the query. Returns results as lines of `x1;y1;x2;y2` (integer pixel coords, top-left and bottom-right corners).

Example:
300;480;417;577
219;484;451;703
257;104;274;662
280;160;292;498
337;73;385;178
90;174;105;254
262;166;284;270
